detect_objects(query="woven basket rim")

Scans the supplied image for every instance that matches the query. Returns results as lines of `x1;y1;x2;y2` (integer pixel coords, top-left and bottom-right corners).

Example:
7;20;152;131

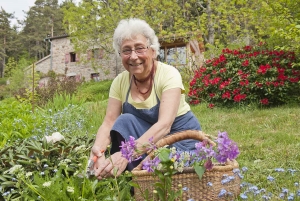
132;159;239;177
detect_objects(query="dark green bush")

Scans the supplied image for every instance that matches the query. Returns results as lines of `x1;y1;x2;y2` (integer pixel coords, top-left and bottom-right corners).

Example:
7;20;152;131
188;43;300;107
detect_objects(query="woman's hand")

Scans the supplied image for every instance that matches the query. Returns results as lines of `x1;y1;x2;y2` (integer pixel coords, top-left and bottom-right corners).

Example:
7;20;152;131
94;152;128;180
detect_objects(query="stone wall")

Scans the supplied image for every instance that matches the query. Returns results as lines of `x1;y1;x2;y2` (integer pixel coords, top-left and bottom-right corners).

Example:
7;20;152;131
34;36;124;81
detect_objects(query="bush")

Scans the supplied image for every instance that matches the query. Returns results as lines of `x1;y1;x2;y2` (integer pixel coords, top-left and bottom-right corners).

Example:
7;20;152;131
75;80;113;102
188;43;300;107
34;77;83;107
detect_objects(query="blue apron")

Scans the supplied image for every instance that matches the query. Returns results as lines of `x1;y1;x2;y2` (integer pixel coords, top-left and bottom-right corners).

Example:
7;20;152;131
110;77;201;157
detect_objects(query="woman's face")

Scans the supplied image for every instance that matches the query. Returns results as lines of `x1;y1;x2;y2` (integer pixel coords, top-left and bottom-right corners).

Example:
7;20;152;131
120;34;156;76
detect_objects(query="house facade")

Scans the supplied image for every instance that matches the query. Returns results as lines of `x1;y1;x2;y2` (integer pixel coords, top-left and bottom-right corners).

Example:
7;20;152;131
30;33;204;84
32;35;123;82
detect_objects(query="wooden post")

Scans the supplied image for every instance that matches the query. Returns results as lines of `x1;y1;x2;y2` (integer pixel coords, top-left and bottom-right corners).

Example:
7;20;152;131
32;63;35;113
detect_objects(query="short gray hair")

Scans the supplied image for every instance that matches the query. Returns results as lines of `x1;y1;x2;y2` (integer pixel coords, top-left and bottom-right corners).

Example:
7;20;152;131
113;18;160;56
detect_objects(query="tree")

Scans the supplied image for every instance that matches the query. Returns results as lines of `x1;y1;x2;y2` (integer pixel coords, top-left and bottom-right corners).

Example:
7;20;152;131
0;8;15;78
20;0;65;60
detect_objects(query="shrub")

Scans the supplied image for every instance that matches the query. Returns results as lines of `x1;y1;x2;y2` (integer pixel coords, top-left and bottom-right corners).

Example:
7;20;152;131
188;43;300;107
32;77;82;107
75;80;113;102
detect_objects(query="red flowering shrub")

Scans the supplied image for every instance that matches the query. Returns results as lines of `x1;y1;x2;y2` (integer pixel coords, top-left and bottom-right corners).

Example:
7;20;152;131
188;43;300;107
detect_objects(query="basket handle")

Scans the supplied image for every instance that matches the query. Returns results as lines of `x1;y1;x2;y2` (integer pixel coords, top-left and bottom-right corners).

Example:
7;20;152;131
133;130;216;171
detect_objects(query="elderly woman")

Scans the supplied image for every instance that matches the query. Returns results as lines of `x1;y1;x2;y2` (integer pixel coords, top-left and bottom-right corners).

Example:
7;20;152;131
90;18;201;180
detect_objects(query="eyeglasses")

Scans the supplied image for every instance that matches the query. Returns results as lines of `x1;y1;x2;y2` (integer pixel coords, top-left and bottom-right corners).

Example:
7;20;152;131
119;47;149;57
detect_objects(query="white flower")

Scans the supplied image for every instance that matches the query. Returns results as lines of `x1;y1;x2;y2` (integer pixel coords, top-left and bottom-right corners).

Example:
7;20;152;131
42;181;52;187
67;186;74;193
25;172;33;178
45;132;64;143
5;165;23;174
74;145;86;152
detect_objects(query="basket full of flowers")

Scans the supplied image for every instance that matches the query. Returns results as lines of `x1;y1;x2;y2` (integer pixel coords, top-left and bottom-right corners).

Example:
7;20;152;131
121;130;241;201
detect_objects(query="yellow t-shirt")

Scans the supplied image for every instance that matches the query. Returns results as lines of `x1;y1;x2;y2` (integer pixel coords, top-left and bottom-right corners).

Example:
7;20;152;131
109;62;190;116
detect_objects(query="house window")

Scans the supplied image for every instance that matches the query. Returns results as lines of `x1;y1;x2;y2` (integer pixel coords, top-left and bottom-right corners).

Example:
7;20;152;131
70;52;76;62
158;45;187;68
91;73;100;81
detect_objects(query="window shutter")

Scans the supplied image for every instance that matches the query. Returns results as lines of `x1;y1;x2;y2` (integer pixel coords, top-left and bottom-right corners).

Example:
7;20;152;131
87;50;92;60
75;53;80;62
65;53;70;64
99;49;104;59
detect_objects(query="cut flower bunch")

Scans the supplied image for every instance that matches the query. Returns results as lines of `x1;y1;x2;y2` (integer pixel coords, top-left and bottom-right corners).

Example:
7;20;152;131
120;131;239;179
188;42;300;107
120;130;241;200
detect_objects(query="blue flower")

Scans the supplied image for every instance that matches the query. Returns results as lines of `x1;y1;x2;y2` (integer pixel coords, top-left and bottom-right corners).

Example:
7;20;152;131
207;182;213;187
295;182;299;187
282;188;289;194
274;168;285;172
288;193;295;201
242;166;248;172
182;187;189;191
218;189;227;197
240;193;248;199
267;175;275;182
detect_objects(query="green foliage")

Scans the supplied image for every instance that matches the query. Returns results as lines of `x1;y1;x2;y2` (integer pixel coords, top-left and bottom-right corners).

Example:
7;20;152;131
0;98;43;148
188;43;300;107
0;133;94;200
4;57;17;78
75;79;113;102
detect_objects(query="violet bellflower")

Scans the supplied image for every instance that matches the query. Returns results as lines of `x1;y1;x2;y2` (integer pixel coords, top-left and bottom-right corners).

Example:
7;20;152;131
215;131;239;163
120;136;138;163
142;156;161;172
194;140;216;161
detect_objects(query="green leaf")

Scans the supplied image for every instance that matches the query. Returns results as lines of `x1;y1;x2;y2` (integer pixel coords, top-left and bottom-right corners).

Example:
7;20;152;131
194;164;206;180
158;148;170;162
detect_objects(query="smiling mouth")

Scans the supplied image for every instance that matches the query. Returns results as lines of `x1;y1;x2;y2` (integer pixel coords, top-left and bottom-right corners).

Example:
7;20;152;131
129;63;143;67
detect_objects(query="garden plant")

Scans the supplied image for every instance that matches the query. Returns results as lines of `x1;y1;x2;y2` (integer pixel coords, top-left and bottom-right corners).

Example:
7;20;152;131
188;43;300;108
1;45;300;200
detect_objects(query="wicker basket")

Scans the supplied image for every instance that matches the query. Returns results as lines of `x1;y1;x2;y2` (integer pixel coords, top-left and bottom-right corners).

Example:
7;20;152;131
132;130;240;201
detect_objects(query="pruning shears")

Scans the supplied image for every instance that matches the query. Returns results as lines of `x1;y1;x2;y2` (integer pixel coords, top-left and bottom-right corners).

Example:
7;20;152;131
86;155;98;178
86;150;105;178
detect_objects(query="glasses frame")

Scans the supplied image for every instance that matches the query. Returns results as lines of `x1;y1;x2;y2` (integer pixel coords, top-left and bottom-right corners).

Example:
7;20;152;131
119;46;149;57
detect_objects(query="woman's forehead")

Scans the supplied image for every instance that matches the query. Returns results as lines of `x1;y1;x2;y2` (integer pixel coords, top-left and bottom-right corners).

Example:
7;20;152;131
121;34;148;47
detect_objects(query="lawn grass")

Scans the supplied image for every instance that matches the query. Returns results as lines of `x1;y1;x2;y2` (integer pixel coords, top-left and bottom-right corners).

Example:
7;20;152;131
191;104;300;200
83;100;300;199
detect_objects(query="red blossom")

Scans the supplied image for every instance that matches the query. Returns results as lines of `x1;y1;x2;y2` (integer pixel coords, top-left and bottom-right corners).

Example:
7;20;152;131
208;103;215;109
220;68;226;73
289;77;300;83
255;81;263;88
209;93;215;98
190;99;200;105
233;94;247;102
242;60;249;67
222;91;231;99
190;78;196;86
260;98;269;105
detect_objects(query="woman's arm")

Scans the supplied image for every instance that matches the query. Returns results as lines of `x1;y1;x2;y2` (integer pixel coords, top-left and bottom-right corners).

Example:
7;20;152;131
91;97;122;156
135;87;181;149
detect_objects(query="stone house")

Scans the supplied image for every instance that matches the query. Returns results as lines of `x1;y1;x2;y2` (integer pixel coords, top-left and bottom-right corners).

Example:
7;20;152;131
26;34;123;85
28;32;204;85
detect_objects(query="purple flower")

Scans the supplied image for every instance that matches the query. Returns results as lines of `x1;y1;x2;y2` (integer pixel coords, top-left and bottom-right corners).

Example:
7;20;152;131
120;136;137;163
204;159;214;170
142;156;160;172
195;140;216;161
215;131;239;163
146;137;157;151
